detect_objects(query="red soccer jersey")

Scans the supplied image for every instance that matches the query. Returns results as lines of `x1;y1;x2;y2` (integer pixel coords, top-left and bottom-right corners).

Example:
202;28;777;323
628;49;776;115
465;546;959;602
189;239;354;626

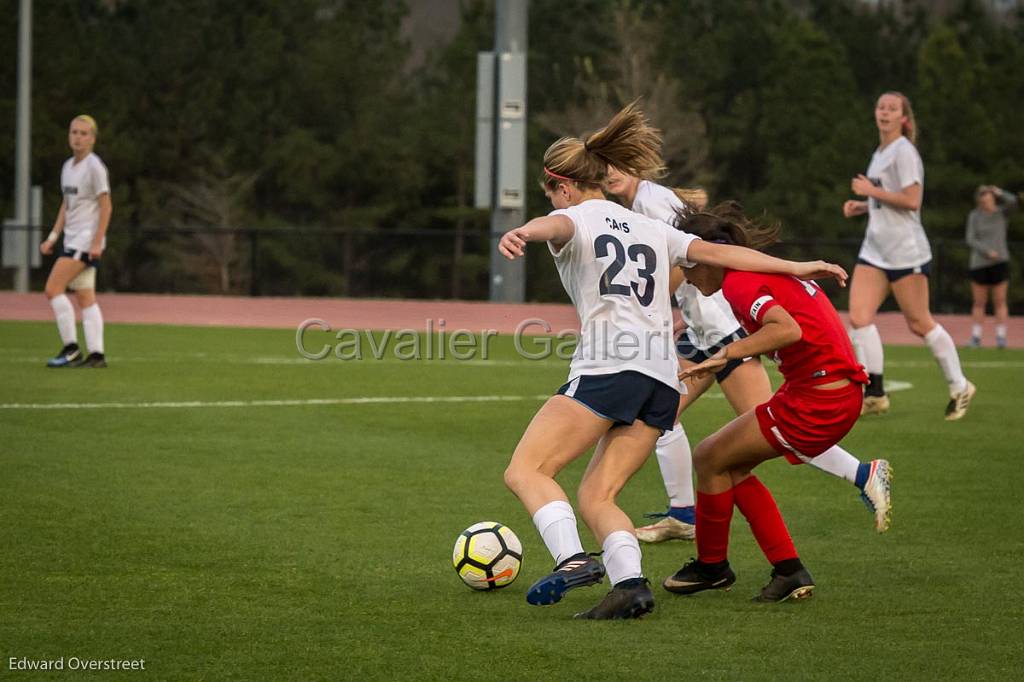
721;270;868;387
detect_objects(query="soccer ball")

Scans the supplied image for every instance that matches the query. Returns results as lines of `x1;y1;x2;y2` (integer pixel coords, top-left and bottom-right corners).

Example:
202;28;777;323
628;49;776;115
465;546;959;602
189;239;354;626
452;522;523;590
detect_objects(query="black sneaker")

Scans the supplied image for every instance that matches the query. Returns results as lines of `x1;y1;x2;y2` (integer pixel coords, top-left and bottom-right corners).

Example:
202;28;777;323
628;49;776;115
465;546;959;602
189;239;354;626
663;558;736;595
46;343;82;368
526;552;605;606
76;352;107;368
753;567;815;603
574;577;655;620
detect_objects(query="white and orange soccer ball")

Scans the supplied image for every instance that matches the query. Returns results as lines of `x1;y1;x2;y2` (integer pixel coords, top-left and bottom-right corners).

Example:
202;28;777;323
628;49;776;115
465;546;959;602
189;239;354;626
452;522;523;590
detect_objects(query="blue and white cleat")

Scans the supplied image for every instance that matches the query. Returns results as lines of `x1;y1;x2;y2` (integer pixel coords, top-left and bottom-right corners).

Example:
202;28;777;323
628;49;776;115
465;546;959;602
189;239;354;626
526;552;605;606
46;343;82;368
859;459;892;533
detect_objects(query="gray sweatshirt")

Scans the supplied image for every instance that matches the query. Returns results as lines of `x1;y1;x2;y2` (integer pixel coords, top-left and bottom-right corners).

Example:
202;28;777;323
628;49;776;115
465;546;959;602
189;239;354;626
966;189;1017;270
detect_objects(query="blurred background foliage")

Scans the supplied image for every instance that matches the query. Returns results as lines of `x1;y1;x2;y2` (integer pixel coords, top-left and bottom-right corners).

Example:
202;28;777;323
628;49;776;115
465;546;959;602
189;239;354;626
0;0;1021;309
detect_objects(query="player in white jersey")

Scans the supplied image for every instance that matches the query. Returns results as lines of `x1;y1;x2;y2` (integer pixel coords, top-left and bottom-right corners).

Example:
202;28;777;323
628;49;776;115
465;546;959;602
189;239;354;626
39;115;111;368
843;92;974;420
606;169;892;538
498;101;849;619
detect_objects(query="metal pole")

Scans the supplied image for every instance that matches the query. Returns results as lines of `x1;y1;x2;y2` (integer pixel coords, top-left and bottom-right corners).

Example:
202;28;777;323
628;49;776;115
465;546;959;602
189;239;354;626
14;0;33;292
488;0;527;303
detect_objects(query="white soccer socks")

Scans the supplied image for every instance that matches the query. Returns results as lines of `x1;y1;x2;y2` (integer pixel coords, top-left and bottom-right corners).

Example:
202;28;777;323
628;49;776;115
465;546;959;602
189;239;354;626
602;530;643;586
654;423;695;509
924;324;967;395
532;500;585;566
850;324;884;375
81;303;105;355
49;294;77;346
809;446;861;485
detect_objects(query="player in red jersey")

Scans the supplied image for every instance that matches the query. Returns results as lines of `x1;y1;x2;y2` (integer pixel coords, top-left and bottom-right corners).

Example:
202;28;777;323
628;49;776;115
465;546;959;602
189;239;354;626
662;202;869;603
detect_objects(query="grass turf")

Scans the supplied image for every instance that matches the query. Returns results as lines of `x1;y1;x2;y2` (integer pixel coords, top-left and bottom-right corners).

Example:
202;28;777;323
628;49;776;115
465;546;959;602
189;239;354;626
1;320;1022;680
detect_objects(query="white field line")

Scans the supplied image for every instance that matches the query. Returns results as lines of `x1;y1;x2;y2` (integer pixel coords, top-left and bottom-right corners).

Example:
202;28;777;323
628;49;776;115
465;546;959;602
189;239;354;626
0;381;916;411
885;380;913;393
0;395;552;411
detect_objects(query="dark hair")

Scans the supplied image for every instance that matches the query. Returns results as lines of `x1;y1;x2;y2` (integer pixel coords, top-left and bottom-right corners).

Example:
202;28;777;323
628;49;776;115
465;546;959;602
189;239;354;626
674;200;781;251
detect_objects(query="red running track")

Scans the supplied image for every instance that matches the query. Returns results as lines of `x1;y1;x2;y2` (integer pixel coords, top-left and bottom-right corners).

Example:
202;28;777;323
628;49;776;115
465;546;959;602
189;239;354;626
0;292;1021;347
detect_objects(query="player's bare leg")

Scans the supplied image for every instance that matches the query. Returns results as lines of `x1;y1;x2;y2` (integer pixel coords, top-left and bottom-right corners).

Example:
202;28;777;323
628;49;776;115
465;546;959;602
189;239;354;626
44;257;87;367
575;420;660;619
504;396;612;606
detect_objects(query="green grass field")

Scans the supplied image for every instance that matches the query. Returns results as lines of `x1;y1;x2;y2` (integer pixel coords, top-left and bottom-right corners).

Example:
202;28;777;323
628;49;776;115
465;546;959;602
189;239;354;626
2;320;1023;680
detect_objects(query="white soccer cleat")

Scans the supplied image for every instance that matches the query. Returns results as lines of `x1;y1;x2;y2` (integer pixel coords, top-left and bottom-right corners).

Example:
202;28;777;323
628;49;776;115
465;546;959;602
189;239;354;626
635;516;695;543
861;394;890;416
944;381;976;421
859;459;892;533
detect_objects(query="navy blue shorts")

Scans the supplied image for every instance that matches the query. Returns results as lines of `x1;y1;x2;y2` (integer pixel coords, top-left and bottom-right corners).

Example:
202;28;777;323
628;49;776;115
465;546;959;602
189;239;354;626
61;247;101;268
858;258;929;282
557;371;679;432
676;328;751;383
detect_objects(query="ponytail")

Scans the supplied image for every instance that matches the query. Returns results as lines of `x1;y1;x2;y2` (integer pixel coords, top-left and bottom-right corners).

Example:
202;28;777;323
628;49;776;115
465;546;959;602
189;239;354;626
540;99;665;190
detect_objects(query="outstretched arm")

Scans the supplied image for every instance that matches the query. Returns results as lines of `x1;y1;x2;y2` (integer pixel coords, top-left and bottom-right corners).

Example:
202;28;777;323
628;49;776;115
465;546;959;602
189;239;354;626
498;215;575;260
686;240;848;286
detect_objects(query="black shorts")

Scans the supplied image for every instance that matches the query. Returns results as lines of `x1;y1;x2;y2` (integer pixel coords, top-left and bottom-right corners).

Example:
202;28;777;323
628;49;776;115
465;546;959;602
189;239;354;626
969;262;1009;286
61;247;101;269
676;328;751;383
557;370;679;432
857;257;929;282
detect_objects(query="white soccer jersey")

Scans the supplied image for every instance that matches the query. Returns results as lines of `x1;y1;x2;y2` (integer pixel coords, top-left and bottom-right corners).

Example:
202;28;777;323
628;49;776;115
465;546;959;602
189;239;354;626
859;136;932;269
632;181;742;350
61;153;110;252
548;198;697;390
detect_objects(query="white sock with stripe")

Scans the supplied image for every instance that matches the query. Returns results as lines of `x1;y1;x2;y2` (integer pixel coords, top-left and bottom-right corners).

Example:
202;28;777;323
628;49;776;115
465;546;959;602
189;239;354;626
532;500;584;566
49;294;77;346
924;324;967;394
602;530;643;586
82;303;105;354
654;423;694;509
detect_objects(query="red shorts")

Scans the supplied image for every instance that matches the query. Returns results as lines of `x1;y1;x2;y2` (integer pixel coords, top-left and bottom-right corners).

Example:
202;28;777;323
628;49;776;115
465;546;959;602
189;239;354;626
755;381;863;464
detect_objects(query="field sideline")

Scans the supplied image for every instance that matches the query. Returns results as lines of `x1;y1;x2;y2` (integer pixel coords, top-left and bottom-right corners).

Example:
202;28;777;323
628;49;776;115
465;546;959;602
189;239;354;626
2;320;1023;680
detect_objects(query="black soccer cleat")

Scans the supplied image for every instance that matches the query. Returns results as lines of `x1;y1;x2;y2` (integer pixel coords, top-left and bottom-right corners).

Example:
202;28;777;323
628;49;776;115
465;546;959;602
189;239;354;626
46;343;81;368
574;577;655;620
662;558;736;595
75;352;107;368
753;567;815;603
526;552;605;606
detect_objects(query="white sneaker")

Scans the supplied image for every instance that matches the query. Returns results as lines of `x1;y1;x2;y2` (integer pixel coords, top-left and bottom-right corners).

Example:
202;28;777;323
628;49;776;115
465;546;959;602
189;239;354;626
635;516;695;543
861;394;890;416
944;381;976;421
859;459;892;533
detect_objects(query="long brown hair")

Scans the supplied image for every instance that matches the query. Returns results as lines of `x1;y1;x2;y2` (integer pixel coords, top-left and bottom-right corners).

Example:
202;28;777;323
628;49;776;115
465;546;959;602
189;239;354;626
881;91;917;145
674;200;780;252
540;100;665;191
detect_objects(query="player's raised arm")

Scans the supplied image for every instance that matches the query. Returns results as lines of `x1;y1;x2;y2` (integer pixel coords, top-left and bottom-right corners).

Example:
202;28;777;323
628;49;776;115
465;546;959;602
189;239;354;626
685;240;848;287
498;215;575;260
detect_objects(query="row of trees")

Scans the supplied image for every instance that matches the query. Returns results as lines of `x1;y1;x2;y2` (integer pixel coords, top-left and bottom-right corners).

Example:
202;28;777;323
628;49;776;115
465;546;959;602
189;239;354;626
0;0;1021;308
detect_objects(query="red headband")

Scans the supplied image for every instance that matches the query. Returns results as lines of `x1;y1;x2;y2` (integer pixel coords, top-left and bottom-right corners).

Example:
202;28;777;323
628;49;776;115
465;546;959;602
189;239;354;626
543;167;575;182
